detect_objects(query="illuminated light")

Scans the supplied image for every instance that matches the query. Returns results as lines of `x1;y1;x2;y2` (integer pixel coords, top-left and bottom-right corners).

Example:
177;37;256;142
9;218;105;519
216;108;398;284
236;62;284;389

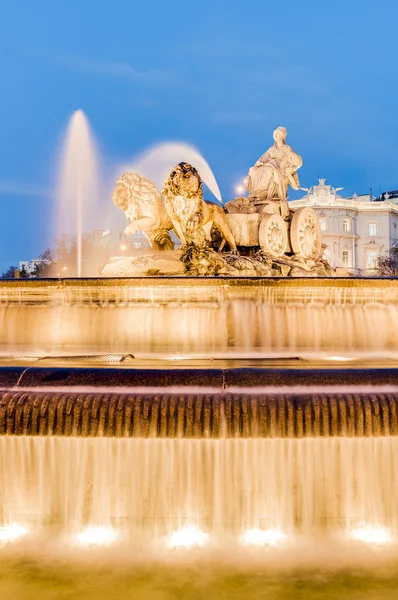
243;528;286;547
167;525;209;549
62;266;68;271
349;525;392;545
76;526;117;546
0;523;28;543
235;184;245;195
120;244;127;251
326;356;354;362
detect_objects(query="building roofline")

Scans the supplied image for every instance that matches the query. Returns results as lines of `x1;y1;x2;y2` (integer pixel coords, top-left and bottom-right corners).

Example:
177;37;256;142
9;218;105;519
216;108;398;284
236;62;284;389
289;198;398;213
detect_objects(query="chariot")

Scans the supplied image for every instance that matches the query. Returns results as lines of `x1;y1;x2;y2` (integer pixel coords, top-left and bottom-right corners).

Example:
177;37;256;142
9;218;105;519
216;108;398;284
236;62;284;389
225;202;322;260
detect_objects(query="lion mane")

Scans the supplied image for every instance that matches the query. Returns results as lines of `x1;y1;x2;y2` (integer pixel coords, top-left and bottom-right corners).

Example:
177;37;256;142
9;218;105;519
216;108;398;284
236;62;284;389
113;172;164;211
163;162;203;201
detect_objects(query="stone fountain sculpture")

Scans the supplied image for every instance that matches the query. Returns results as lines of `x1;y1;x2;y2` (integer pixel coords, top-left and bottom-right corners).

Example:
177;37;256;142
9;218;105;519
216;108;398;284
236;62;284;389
104;127;335;277
112;172;174;250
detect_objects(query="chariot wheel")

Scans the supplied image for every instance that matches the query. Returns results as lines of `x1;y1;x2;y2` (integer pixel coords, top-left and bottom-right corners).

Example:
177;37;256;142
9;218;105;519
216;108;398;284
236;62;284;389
290;207;322;259
258;213;288;257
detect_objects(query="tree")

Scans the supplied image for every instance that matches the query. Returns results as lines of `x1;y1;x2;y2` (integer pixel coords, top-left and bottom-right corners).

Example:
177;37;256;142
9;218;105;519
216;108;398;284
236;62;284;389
378;249;398;276
28;233;112;278
1;266;17;279
40;248;56;264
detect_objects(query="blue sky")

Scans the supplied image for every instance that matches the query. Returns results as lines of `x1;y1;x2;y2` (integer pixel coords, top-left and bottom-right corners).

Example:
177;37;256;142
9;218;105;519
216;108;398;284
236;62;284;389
1;0;398;269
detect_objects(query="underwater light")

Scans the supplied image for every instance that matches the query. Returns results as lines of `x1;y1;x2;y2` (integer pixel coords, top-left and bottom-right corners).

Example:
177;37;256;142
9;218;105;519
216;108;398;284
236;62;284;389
76;526;117;546
0;523;28;543
243;528;286;547
167;525;209;549
349;525;392;545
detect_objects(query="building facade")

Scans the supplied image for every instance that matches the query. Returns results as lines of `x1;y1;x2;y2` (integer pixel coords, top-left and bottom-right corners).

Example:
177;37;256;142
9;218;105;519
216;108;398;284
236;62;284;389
289;180;398;274
18;259;44;276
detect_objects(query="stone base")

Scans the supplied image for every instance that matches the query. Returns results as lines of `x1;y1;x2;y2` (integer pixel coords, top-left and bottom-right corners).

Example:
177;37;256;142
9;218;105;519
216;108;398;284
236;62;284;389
101;247;337;278
101;250;186;277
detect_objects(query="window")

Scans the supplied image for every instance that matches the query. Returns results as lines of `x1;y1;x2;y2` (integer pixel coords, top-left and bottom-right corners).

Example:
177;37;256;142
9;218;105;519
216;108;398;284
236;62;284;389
342;250;349;267
319;218;326;232
343;217;350;232
367;250;378;270
368;222;377;237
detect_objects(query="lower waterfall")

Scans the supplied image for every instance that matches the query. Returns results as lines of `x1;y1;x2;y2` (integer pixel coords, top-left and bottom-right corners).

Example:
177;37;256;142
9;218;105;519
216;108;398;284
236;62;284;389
1;436;397;538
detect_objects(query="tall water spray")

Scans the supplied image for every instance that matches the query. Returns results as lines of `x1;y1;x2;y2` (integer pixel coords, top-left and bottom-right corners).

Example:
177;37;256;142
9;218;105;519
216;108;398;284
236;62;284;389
122;142;223;203
57;110;100;276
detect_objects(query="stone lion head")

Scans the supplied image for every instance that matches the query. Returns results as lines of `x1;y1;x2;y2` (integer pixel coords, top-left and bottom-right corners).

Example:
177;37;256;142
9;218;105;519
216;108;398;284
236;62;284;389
113;173;163;213
163;162;203;200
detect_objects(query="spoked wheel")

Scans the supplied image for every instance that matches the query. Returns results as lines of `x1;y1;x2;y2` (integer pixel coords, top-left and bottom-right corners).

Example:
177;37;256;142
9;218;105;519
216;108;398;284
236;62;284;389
258;213;288;257
290;207;322;259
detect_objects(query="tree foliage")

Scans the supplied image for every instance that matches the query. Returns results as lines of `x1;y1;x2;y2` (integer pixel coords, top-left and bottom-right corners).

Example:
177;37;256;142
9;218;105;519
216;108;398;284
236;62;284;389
29;234;111;278
0;265;17;279
377;248;398;276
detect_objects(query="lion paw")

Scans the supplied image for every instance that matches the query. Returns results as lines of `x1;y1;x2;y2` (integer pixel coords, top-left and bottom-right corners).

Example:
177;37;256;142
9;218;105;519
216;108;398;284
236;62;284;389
124;224;137;236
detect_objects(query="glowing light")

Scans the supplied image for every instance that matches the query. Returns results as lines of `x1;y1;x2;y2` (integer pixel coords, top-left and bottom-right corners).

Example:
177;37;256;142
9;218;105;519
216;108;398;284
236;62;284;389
326;356;354;362
167;525;209;549
235;184;245;195
120;244;127;251
62;266;68;271
76;526;117;546
349;525;392;545
243;528;286;547
0;523;28;543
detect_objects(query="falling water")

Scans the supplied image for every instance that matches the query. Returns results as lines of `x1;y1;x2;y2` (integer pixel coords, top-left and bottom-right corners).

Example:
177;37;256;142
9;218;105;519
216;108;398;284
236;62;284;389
57;110;100;276
0;436;397;538
121;142;223;203
0;279;397;358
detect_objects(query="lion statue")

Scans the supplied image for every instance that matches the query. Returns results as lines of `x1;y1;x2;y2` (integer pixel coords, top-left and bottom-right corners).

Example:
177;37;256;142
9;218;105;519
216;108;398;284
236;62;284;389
163;162;237;253
112;173;174;250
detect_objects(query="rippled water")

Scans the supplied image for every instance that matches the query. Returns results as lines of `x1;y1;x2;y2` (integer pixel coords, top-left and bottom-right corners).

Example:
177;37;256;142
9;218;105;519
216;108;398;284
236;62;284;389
1;551;398;599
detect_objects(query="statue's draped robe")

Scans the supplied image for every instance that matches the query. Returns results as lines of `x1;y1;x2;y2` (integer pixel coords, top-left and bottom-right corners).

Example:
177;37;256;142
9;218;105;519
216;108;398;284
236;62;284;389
247;143;302;218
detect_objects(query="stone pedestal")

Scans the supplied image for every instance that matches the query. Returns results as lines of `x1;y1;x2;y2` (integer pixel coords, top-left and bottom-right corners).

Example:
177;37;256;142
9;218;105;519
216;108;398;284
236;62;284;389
101;250;185;277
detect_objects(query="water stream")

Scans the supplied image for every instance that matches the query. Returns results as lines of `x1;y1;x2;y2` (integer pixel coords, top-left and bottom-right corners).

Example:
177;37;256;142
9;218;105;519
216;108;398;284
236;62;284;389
56;110;100;276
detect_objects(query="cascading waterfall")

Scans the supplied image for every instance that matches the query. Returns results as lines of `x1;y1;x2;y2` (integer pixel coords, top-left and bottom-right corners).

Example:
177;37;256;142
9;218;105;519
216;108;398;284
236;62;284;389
0;390;397;541
1;436;397;538
1;278;398;570
0;279;397;357
1;391;397;438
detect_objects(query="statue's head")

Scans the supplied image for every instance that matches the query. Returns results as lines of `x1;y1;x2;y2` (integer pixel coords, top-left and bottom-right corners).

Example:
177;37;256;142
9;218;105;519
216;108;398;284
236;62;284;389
163;162;203;199
273;126;287;143
112;172;162;211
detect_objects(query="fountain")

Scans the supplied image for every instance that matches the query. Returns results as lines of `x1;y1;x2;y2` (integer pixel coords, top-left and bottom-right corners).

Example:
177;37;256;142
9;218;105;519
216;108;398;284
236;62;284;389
57;110;100;276
1;122;398;598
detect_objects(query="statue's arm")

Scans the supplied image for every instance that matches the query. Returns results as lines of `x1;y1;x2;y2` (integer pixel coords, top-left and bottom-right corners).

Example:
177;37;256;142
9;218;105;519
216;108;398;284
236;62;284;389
285;146;303;169
256;148;271;167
